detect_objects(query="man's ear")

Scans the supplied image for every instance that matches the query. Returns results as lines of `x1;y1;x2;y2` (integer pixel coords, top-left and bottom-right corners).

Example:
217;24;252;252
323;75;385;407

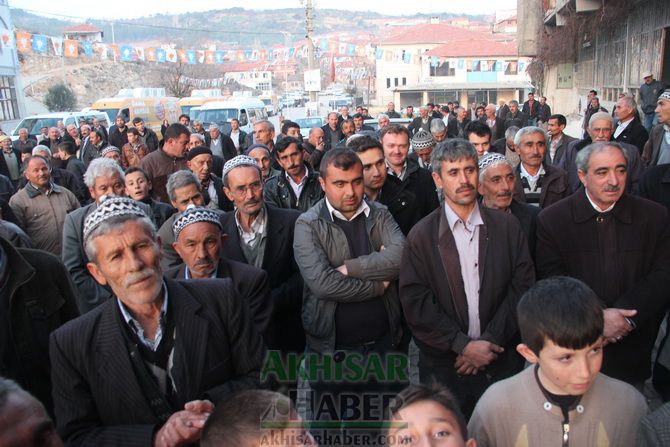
86;262;108;286
465;438;477;447
319;175;326;192
516;343;539;364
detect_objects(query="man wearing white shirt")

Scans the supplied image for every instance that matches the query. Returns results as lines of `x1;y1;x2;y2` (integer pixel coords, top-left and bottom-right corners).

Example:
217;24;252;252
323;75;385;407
613;95;649;154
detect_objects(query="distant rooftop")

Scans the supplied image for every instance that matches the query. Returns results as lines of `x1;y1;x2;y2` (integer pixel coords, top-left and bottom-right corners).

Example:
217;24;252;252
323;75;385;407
63;23;102;33
425;39;518;57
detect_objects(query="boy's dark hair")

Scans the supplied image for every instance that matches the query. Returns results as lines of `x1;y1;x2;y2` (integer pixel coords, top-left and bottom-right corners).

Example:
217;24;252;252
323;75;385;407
590;90;598;96
464;120;492;141
132;117;144;125
124;166;150;182
127;127;140;136
348;135;383;153
164;123;190;141
352;113;364;120
319;147;362;178
201;389;296;447
57;140;77;156
387;383;468;440
281;120;300;135
548;114;567;127
178;114;190;122
274;136;301;155
518;276;604;355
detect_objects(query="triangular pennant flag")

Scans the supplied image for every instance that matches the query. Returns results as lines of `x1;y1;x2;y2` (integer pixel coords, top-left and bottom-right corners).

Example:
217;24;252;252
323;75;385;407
134;47;145;61
186;50;196;65
96;43;108;60
120;45;133;62
165;48;177;63
15;32;31;53
205;51;215;64
51;37;63;56
156;48;166;63
197;50;205;64
177;49;187;63
64;39;78;58
146;47;156;62
214;50;224;64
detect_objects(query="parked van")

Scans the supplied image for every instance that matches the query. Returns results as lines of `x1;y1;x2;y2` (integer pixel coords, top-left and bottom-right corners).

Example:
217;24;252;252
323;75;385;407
191;98;268;134
179;89;227;117
10;110;111;142
90;96;180;135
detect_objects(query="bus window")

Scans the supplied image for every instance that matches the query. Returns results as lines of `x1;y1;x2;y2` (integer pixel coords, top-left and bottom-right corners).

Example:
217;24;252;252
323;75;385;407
120;108;130;122
239;110;248;126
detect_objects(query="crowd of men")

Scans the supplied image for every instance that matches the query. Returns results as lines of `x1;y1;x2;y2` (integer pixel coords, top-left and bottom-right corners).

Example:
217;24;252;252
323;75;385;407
2;76;670;447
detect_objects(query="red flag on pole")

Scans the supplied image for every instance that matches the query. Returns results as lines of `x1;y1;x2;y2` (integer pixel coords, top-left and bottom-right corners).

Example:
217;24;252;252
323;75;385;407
330;53;335;83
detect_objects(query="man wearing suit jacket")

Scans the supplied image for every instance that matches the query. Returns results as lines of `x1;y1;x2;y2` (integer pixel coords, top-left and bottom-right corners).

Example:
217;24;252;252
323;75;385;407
0;135;22;187
51;197;264;446
642;90;670;167
512;126;569;208
321;112;343;151
482;104;505;142
400;139;535;417
221;155;304;355
545;114;576;166
613;95;649;154
165;206;272;338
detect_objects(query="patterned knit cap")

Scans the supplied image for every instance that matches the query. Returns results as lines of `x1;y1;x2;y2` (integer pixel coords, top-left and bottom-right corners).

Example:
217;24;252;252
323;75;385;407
478;152;512;172
411;129;435;150
222;155;259;179
658;90;670;103
172;205;222;240
83;196;149;243
101;145;120;157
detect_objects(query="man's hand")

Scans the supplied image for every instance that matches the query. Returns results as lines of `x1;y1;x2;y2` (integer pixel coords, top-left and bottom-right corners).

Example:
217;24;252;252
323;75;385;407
153;400;213;447
459;340;504;370
454;355;479;375
603;308;637;343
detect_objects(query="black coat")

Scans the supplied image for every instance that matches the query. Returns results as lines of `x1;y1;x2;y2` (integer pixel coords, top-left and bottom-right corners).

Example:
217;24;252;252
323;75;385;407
165;257;272;337
138;127;160;153
147;198;175;230
50;278;265;446
522;99;539;119
544;134;576;166
482;116;505;141
210;134;238;162
321;124;343;151
537;190;670;383
108;125;128;149
408;117;435;137
639;163;670;212
504;111;528;130
447;118;470;139
1;238;79;415
513;163;569;209
377;174;421;236
0;148;21;183
221;205;304;353
509;199;539;258
400;158;440;219
263;166;324;212
614;116;649;155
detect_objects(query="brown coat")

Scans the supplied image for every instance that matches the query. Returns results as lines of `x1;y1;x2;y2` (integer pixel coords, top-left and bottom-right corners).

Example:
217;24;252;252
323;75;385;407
120;142;149;168
139;149;188;203
400;204;535;367
642;124;666;166
536;190;670;383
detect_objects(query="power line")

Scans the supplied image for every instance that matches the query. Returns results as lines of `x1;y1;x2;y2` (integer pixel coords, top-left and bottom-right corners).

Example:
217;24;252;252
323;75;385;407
14;8;303;37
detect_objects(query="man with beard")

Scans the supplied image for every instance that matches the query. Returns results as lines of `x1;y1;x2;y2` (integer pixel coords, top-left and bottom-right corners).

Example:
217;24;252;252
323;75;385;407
263;137;323;211
108;115;129;150
50;197;265;446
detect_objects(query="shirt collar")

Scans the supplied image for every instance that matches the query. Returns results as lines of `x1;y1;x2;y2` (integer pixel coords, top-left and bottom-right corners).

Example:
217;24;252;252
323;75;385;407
285;165;309;186
520;163;546;180
443;201;484;232
26;181;59;198
325;197;370;222
184;265;218;279
386;160;407;180
585;190;616;213
235;204;266;235
117;282;168;350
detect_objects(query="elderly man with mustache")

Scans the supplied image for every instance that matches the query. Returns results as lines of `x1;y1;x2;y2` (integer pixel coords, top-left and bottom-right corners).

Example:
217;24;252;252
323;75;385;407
512;126;569;208
536;141;670;390
49;196;265;446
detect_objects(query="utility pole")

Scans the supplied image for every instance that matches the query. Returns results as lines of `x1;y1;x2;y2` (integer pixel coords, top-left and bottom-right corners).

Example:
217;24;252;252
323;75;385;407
305;0;317;102
111;20;117;62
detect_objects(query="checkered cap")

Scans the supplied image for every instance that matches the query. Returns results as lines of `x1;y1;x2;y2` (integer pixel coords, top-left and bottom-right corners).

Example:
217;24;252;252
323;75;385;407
411;129;435;150
83;196;149;243
478;152;511;171
658;90;670;103
172;205;222;240
101;145;120;157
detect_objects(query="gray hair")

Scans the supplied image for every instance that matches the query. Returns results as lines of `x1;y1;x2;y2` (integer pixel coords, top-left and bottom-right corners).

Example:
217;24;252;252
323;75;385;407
377;113;389;121
84;214;156;263
479;157;514;183
419;105;429;112
509;100;519;107
166;170;201;202
327;112;338;119
618;95;637;110
575;141;629;174
505;126;520;140
431;138;478;176
80;124;91;132
588;112;614;128
514;126;549;146
430;119;446;134
66;123;77;131
308;127;323;137
190;133;206;143
192;119;202;126
32;145;51;157
254;119;274;132
84;157;125;189
0;377;33;411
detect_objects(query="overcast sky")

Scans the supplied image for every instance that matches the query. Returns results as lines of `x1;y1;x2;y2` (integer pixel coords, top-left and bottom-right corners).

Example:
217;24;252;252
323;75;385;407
9;0;517;20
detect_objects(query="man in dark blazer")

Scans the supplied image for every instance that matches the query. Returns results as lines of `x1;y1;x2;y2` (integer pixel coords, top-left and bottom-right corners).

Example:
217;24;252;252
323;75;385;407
512;127;568;208
0;135;22;187
0;236;79;416
482;104;505;141
613;95;648;154
400;139;535;418
51;197;265;446
321;112;343;151
545;114;576;166
408;106;435;137
166;206;272;338
221;155;304;355
642;90;670;167
536;142;670;387
447;107;470;139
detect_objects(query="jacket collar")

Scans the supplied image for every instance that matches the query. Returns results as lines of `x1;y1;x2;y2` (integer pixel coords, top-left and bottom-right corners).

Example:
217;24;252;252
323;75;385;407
25;181;61;198
572;188;632;224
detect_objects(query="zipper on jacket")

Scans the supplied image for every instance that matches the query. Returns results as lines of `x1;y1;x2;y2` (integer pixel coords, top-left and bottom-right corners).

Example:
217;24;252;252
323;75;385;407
562;419;569;446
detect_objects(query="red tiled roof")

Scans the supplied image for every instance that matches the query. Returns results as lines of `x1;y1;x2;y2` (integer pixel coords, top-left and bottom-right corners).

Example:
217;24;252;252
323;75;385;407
425;39;517;57
63;23;102;33
378;23;487;45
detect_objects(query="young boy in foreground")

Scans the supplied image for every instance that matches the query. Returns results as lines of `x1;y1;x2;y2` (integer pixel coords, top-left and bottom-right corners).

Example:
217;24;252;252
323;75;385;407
468;276;647;446
387;383;476;447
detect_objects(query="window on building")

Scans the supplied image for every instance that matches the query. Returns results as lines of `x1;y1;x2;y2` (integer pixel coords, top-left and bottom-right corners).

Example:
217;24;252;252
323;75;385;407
428;91;459;104
505;61;518;75
430;61;456;77
402;77;407;86
394;78;399;87
387;78;391;88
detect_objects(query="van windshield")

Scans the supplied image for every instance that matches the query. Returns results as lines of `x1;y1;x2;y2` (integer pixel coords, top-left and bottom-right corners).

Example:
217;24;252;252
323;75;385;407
99;109;119;121
12;118;62;136
194;109;238;126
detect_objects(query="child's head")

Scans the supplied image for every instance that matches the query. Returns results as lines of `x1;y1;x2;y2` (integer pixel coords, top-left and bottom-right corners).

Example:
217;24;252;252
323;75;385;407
387;383;475;447
516;276;605;395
